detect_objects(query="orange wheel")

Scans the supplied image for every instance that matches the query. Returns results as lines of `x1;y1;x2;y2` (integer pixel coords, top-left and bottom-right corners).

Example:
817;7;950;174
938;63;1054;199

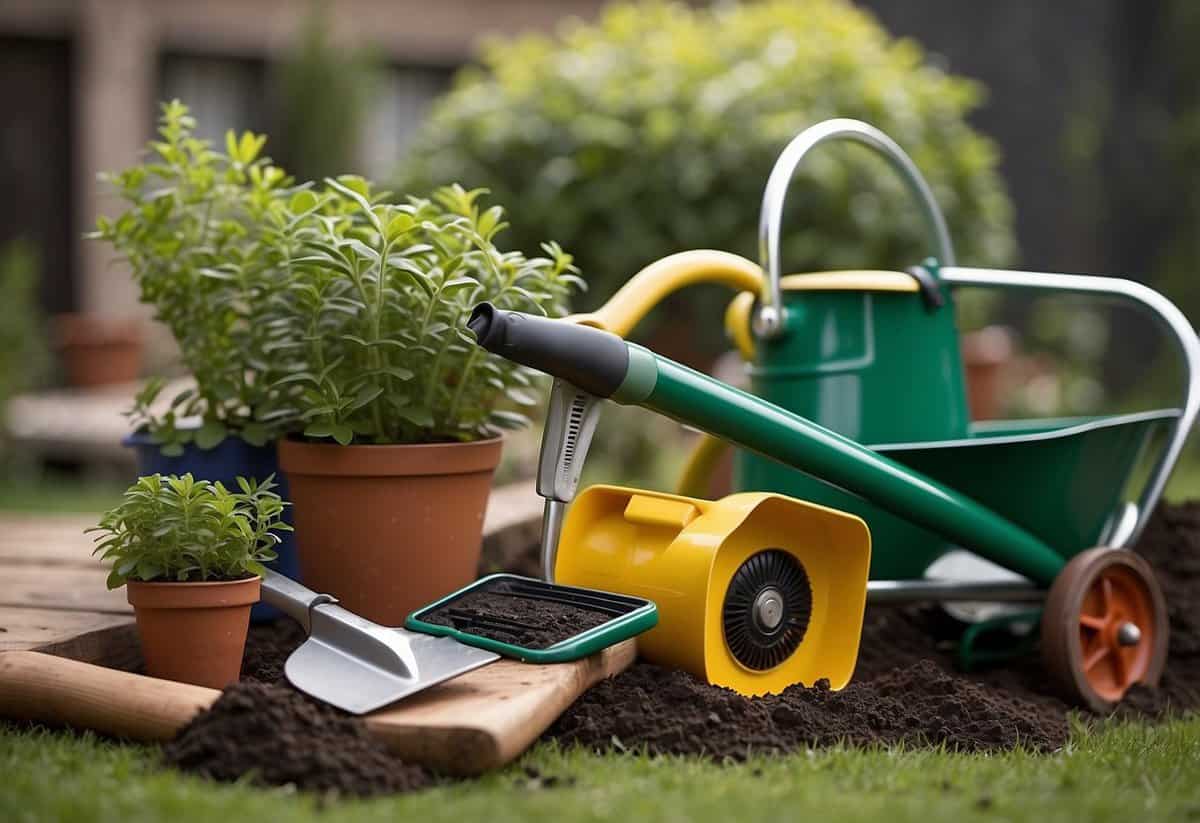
1041;547;1168;712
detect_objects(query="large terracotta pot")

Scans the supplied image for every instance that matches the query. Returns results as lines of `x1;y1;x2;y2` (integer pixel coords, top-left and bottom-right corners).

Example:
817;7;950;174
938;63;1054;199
52;313;143;387
278;437;503;625
126;576;259;688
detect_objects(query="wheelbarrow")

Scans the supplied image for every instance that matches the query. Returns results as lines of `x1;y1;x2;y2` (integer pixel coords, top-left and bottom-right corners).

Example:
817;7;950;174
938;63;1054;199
466;119;1200;712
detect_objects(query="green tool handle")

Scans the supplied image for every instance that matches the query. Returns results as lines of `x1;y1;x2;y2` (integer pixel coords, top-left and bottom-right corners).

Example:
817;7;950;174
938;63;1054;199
467;304;1065;586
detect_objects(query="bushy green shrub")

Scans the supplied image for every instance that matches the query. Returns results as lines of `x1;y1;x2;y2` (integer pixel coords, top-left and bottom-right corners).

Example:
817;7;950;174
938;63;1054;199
400;0;1015;349
0;241;49;425
93;101;300;453
260;178;580;444
96;101;577;451
276;2;378;181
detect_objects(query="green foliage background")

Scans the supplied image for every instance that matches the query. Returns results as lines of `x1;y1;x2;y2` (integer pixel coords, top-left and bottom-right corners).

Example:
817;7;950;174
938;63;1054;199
399;0;1016;351
276;1;378;182
0;241;49;431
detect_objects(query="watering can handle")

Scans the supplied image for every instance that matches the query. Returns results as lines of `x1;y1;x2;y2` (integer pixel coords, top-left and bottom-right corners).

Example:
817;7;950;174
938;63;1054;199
756;118;955;339
940;266;1200;549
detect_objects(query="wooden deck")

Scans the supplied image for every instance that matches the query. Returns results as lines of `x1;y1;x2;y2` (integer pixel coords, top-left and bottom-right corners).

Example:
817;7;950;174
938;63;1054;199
0;481;542;669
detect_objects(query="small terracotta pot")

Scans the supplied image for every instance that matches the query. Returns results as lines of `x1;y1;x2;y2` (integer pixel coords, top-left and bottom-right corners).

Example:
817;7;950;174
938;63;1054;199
126;577;260;688
960;325;1015;421
52;313;143;388
279;437;503;625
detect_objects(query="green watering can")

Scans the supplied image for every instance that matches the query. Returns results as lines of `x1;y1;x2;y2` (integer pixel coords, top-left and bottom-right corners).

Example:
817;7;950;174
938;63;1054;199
495;119;1200;710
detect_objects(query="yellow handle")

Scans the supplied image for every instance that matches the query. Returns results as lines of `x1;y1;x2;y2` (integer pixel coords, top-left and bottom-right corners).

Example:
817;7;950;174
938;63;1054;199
569;250;763;338
675;434;731;498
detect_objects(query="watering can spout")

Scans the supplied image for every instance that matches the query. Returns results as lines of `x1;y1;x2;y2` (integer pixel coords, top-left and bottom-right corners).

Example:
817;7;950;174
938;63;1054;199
468;302;630;398
465;302;501;347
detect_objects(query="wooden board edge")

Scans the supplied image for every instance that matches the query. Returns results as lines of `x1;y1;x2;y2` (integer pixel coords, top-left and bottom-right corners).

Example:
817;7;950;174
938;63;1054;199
367;639;637;775
36;620;141;670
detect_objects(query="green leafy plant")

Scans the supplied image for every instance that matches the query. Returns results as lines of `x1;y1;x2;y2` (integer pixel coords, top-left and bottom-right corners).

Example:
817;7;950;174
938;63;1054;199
261;177;582;444
92;101;300;454
276;0;379;181
399;0;1016;356
89;473;290;588
0;240;49;432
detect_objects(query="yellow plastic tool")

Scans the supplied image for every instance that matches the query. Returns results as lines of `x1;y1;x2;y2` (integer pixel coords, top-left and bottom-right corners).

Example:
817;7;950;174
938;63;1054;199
554;485;871;696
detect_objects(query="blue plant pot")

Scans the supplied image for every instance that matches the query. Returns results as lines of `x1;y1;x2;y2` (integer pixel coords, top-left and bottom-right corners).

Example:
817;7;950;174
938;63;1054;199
121;430;300;622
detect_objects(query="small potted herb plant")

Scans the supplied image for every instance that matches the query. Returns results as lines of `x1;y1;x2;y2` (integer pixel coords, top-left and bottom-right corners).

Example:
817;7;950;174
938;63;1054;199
89;473;290;688
266;178;580;623
91;101;304;604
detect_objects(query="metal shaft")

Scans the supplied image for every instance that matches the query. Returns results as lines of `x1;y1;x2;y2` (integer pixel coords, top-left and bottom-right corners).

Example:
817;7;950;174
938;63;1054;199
866;578;1044;604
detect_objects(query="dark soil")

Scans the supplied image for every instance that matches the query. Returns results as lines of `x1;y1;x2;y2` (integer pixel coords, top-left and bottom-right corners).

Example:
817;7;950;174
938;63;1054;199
172;500;1200;789
545;500;1200;758
548;658;1067;756
418;585;612;650
163;681;430;797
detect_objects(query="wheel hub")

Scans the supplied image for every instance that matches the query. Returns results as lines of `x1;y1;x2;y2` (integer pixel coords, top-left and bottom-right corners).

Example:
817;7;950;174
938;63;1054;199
752;588;785;632
1115;621;1142;647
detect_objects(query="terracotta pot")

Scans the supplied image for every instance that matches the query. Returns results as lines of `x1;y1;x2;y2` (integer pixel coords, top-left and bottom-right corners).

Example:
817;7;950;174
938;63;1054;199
126;577;259;688
279;437;503;625
52;313;143;387
960;325;1015;421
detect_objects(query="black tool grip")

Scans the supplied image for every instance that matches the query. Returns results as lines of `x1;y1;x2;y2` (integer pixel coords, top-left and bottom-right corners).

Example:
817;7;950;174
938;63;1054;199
467;303;629;398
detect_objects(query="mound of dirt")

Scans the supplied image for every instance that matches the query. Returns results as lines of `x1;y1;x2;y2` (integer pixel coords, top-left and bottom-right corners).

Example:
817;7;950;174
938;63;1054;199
548;658;1067;757
183;500;1200;788
162;681;429;797
546;499;1200;758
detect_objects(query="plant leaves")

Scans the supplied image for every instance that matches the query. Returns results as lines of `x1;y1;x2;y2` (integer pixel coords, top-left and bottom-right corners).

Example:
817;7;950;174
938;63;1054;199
394;405;434;428
194;421;228;450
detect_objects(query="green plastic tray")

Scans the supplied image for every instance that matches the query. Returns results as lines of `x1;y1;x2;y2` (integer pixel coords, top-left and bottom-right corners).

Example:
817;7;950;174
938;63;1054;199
405;573;658;663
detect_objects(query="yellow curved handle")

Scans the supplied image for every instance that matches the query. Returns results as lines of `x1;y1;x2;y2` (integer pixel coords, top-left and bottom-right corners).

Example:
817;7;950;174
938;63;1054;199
675;434;731;498
569;250;763;338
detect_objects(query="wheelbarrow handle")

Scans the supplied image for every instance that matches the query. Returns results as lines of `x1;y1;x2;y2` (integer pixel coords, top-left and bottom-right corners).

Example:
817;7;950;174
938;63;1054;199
940;266;1200;548
756;118;955;339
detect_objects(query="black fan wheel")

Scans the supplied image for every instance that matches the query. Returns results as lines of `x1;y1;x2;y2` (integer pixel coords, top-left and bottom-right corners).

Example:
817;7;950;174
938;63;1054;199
721;549;812;671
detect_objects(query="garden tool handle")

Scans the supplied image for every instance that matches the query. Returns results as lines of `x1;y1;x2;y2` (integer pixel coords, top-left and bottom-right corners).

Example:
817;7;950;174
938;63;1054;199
467;303;1067;587
569;250;762;338
535;378;605;581
940;266;1200;548
260;569;337;633
757;118;955;339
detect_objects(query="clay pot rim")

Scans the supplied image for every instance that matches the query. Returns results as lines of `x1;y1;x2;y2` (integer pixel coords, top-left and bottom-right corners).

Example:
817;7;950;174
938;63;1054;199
279;434;504;477
126;576;261;609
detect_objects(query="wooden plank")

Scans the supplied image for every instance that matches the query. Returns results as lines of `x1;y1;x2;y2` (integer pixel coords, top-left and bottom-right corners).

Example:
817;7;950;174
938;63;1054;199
367;640;636;774
0;608;138;668
0;514;100;566
0;565;130;614
0;641;636;774
5;378;189;465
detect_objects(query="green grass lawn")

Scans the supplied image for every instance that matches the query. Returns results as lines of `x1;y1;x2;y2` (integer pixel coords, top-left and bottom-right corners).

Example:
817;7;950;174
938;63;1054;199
0;471;126;514
3;717;1199;823
2;444;1199;821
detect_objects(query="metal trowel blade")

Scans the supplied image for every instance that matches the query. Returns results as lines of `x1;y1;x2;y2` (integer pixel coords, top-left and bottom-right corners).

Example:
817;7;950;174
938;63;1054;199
282;602;500;715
